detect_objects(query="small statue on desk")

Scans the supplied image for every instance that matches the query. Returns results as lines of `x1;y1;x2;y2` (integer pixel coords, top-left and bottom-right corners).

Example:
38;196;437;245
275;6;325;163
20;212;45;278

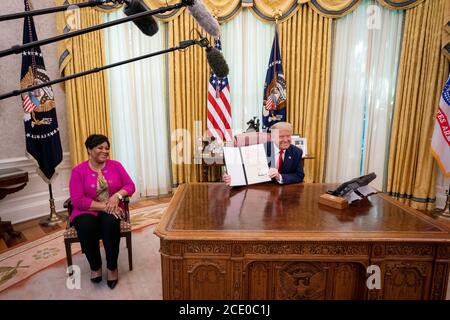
246;117;260;132
203;136;223;157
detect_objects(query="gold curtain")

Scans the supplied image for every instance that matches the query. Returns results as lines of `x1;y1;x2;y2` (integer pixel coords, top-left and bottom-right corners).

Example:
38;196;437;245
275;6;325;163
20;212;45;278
56;0;111;166
443;0;450;60
279;6;332;183
387;0;449;210
167;9;212;184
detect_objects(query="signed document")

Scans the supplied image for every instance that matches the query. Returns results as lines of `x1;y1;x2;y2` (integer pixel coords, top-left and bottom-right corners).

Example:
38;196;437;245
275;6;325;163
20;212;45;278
223;144;271;187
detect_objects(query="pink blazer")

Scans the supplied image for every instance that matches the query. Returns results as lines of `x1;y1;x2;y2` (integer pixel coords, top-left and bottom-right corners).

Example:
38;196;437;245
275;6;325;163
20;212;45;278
69;160;136;222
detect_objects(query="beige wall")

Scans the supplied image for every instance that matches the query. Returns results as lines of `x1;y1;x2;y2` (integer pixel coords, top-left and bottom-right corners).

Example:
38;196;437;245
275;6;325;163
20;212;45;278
0;0;68;158
0;0;71;223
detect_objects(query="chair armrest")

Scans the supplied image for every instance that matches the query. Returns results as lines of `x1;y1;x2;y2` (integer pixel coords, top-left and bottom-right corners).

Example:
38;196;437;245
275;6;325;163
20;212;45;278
122;196;130;223
63;196;131;223
63;198;71;209
63;198;72;228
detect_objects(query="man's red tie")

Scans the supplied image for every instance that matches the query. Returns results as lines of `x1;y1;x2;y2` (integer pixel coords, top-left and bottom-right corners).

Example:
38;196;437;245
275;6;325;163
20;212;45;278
278;149;284;171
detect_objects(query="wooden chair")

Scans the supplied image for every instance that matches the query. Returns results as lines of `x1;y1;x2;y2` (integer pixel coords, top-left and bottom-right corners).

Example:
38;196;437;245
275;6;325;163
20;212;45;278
63;197;133;272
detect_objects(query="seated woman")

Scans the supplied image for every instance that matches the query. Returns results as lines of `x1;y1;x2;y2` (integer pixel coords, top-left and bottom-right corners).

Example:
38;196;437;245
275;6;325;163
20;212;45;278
69;134;135;289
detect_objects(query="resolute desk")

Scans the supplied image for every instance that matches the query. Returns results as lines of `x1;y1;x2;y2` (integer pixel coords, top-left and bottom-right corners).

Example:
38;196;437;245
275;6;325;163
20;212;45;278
155;183;450;300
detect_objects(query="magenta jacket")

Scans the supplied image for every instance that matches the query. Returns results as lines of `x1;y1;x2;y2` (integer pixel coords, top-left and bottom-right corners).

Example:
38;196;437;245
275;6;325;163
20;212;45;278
69;159;136;222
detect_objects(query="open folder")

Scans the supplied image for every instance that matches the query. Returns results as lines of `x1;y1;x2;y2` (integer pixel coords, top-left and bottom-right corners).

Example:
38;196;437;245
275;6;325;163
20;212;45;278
223;144;271;186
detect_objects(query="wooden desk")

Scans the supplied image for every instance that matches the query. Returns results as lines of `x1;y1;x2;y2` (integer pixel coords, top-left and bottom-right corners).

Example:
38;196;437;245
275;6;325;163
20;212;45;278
155;183;450;300
0;168;28;245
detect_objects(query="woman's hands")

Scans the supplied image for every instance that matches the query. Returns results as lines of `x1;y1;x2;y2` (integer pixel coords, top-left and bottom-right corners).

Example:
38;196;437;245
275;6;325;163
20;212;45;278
104;193;124;219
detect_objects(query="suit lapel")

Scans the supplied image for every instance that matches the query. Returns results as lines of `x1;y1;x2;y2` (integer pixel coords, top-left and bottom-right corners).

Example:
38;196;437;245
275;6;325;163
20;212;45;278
280;146;292;173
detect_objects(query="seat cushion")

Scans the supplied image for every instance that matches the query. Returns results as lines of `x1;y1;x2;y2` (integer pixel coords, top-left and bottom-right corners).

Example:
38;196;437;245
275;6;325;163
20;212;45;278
64;226;78;239
64;221;132;240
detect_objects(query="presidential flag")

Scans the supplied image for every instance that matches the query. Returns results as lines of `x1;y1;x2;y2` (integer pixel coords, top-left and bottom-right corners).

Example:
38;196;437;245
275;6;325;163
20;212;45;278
20;0;62;181
262;30;287;131
207;37;232;142
431;74;450;176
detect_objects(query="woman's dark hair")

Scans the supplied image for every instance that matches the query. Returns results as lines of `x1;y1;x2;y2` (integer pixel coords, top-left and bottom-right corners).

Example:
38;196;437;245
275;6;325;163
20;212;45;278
85;134;110;150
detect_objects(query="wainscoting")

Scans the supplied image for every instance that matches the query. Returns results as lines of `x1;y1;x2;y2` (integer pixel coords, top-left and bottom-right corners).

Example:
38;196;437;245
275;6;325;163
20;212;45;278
0;153;71;224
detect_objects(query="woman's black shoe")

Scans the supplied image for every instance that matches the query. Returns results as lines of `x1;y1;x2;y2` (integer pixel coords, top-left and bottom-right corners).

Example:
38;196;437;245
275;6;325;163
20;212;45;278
107;279;118;289
90;276;102;283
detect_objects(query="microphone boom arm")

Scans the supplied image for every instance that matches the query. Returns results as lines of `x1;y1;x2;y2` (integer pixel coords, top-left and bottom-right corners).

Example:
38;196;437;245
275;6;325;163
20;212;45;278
0;1;188;58
0;0;111;22
0;40;201;101
179;37;209;49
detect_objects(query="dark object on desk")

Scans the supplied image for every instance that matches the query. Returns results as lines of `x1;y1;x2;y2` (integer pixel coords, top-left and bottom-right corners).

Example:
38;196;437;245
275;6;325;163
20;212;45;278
0;168;28;245
328;172;377;199
246;117;260;132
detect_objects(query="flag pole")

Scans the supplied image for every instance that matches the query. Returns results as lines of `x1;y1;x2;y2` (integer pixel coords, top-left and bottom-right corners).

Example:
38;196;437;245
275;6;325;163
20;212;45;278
433;183;450;218
39;183;66;227
271;15;279;121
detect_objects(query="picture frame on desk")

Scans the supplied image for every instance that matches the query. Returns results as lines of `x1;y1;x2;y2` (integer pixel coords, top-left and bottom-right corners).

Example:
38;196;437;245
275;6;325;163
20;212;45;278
291;135;308;158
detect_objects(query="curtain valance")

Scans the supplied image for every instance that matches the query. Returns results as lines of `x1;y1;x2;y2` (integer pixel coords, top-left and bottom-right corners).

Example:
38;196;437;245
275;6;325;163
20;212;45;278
97;0;424;22
97;0;426;21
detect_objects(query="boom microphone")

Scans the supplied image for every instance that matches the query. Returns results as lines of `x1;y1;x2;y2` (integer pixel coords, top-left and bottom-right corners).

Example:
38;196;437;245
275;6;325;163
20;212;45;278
206;46;229;78
183;0;220;38
123;0;159;37
176;37;228;77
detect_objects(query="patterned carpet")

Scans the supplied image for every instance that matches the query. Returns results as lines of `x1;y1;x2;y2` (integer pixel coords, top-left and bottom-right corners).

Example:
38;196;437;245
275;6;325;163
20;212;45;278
0;203;169;293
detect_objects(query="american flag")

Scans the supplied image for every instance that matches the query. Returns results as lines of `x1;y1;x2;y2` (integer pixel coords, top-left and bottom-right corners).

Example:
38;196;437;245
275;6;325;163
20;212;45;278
22;94;38;113
431;74;450;176
19;0;62;181
207;38;232;142
265;95;275;111
262;30;287;131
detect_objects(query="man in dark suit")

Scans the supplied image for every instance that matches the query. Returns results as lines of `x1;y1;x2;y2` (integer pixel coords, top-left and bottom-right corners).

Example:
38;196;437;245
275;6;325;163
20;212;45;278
224;121;304;185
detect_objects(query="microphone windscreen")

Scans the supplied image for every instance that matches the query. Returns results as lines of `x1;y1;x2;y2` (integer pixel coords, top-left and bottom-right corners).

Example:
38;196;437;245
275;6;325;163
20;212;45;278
206;47;229;78
187;0;220;38
123;0;159;37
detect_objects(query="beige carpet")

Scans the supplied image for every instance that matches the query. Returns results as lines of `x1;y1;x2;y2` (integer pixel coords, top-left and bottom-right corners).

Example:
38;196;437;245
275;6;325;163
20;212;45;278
0;225;162;299
0;203;168;296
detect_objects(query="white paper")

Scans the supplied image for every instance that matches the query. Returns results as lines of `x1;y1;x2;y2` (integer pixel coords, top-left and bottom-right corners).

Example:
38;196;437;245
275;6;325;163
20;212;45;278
343;191;362;203
240;144;271;185
223;147;247;186
223;144;271;186
356;185;378;197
